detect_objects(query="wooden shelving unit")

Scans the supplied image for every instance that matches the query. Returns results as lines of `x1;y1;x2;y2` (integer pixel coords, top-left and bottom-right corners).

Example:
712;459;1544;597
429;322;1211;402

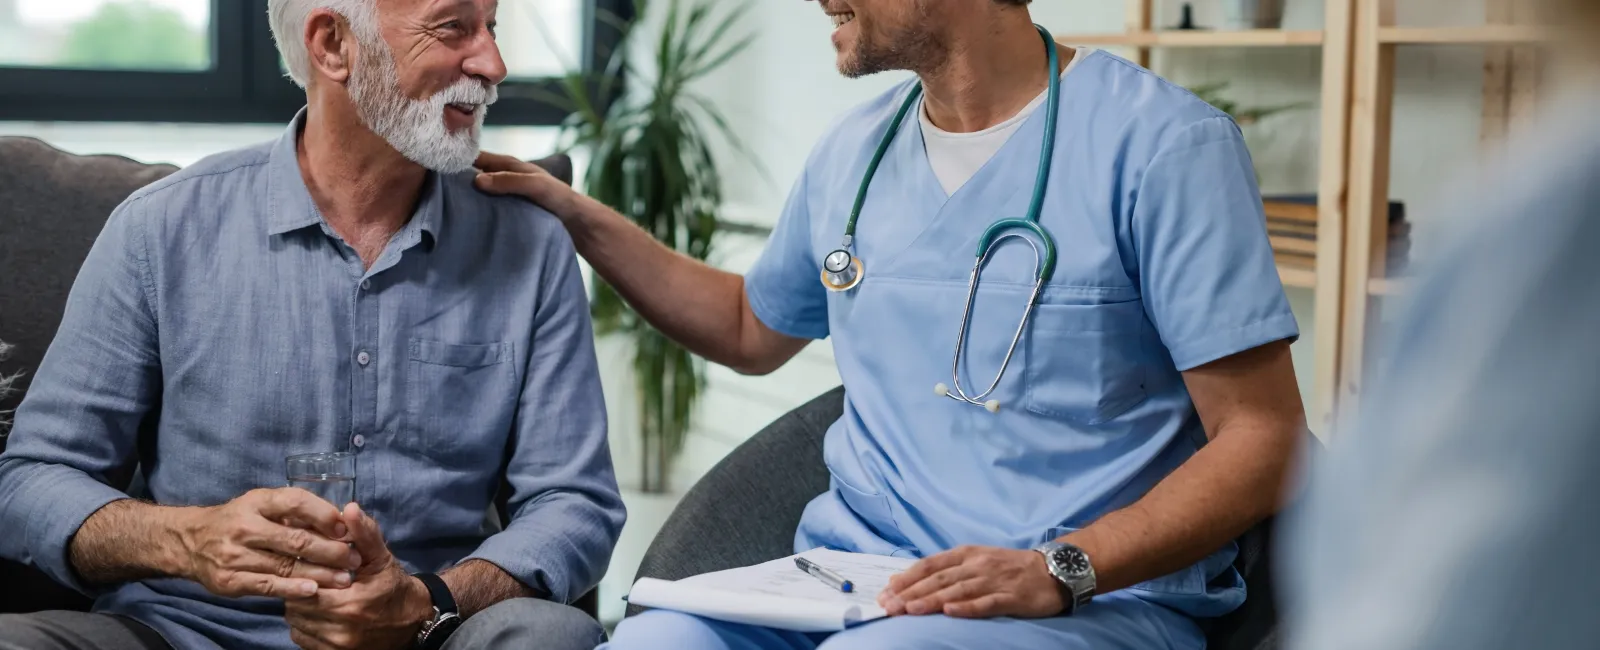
1336;0;1555;424
1379;25;1552;45
1056;0;1358;431
1054;2;1559;434
1062;29;1325;48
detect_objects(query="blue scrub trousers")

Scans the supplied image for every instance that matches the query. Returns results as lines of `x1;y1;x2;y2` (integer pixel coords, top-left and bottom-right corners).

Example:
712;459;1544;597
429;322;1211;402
599;590;1205;650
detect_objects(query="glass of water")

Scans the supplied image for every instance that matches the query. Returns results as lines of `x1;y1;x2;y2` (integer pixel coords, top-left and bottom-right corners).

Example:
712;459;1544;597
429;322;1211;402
285;452;357;509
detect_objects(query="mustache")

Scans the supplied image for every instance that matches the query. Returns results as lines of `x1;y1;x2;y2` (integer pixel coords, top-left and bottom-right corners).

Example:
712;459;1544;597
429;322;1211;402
432;78;499;107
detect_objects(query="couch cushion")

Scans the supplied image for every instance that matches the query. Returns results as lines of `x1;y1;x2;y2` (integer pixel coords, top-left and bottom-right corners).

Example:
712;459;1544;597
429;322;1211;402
0;137;180;439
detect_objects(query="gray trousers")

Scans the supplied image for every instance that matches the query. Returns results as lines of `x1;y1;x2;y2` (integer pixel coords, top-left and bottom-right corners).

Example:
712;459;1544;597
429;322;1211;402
0;598;605;650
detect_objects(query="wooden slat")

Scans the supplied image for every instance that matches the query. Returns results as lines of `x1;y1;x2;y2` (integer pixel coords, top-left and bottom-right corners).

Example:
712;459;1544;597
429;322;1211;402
1337;0;1396;426
1309;0;1357;432
1378;25;1551;45
1509;0;1544;133
1060;29;1325;48
1481;0;1515;145
1127;0;1154;68
1279;264;1318;289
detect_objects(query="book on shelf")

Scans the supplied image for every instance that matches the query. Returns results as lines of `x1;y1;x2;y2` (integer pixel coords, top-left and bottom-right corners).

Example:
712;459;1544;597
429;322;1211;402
1262;194;1406;225
1263;194;1412;274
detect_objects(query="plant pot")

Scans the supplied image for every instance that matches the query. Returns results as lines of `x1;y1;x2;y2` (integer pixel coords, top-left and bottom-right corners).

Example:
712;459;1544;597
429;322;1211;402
1221;0;1285;30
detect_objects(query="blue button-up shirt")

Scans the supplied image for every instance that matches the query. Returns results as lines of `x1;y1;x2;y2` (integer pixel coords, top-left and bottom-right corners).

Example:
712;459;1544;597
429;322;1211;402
0;111;626;649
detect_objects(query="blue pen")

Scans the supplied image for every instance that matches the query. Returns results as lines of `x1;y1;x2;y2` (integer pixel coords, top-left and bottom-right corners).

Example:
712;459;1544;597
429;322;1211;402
795;556;854;593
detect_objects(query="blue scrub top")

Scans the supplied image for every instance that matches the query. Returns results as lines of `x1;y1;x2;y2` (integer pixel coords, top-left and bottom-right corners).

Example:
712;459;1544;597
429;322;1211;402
745;49;1299;620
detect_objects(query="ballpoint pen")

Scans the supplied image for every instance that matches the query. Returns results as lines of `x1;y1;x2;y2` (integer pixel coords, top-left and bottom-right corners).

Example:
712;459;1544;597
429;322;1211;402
795;556;854;593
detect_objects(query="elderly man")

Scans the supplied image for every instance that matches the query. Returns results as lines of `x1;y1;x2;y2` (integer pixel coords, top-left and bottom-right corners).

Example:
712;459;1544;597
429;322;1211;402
0;1;623;650
474;0;1306;648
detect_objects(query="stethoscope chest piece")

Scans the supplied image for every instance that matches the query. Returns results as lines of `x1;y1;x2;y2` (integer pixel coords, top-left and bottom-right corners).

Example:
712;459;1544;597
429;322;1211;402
820;248;864;292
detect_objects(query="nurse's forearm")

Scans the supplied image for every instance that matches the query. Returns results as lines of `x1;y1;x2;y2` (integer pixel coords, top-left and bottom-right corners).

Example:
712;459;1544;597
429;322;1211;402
1061;343;1303;595
561;193;807;375
1058;426;1293;594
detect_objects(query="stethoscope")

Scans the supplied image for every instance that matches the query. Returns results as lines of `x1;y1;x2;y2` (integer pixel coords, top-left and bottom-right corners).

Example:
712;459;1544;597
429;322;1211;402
819;24;1062;414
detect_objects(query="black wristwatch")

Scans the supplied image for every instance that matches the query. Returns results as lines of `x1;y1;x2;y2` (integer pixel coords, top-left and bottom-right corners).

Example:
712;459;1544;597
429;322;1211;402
413;572;462;650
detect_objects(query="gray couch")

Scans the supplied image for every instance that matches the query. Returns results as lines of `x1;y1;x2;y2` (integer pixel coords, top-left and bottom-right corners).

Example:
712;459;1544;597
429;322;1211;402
631;386;1283;650
0;135;590;617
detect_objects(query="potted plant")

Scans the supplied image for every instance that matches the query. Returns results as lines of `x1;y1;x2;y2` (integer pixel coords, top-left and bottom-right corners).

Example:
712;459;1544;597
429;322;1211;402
538;0;754;493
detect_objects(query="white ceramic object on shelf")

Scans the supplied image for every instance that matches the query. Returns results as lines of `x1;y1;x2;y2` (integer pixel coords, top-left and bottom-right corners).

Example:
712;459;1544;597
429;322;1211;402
1222;0;1285;29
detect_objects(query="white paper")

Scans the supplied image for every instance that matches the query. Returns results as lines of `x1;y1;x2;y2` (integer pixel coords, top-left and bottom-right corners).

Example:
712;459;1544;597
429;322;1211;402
624;548;918;632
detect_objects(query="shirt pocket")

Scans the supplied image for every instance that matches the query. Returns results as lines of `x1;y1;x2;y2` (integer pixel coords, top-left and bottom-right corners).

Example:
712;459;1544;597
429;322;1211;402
1022;300;1149;425
404;338;518;462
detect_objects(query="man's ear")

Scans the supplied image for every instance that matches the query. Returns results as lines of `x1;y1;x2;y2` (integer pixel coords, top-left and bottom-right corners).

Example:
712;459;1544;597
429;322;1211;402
304;9;358;84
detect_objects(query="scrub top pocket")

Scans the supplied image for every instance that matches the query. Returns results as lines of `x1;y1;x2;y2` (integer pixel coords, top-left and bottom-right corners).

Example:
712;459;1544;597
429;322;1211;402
1022;300;1149;425
404;338;517;462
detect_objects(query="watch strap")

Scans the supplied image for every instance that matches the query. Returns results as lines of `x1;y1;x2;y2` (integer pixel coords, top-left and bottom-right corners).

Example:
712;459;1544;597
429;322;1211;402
413;572;460;650
1034;542;1096;615
414;572;458;616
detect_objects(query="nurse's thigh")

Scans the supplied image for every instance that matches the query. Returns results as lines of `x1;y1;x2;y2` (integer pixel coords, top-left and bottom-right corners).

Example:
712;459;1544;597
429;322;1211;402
599;610;826;650
816;591;1205;650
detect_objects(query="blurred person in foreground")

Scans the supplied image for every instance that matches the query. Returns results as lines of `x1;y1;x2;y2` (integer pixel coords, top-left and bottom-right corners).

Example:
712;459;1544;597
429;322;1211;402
0;1;624;649
1282;2;1600;648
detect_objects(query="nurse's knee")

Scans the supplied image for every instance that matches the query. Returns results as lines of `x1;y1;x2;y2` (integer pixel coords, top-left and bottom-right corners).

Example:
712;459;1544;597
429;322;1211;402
445;598;603;650
601;610;727;650
817;616;955;650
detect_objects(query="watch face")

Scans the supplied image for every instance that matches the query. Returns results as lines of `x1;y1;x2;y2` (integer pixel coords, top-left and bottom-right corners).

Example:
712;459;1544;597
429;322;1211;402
1054;547;1091;577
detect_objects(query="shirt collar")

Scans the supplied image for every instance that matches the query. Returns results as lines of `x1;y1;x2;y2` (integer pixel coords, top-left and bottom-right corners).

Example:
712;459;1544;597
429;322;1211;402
265;107;444;249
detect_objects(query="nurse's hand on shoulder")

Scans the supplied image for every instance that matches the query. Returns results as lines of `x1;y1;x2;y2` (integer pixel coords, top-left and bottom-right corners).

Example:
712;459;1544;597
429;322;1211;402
877;545;1064;619
472;152;596;224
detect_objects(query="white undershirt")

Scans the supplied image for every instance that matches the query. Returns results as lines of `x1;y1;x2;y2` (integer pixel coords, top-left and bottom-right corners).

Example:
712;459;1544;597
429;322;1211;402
919;48;1088;196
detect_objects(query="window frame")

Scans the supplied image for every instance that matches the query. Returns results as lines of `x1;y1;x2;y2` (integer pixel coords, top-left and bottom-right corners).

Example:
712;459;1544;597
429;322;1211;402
0;0;632;126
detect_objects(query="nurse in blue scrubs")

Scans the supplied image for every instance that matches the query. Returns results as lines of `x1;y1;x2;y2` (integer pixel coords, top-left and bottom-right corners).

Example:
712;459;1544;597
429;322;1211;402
474;0;1308;648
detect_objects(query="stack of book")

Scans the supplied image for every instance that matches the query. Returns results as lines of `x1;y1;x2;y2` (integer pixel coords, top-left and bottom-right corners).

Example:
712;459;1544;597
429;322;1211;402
1264;195;1410;275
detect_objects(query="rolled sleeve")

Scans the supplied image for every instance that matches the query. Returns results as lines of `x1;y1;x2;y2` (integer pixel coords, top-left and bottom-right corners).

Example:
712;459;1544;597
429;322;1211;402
0;197;160;593
1131;116;1300;371
463;226;625;604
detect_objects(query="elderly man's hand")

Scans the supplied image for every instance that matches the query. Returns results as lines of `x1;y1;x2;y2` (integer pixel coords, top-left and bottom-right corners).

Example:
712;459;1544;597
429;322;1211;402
174;487;360;600
877;545;1065;619
285;504;433;650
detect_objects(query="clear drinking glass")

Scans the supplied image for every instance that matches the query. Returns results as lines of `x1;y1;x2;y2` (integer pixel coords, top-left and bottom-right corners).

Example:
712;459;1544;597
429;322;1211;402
285;452;357;508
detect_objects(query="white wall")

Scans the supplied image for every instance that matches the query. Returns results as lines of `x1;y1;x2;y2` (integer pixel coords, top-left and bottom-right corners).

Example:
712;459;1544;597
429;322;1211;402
620;0;1501;490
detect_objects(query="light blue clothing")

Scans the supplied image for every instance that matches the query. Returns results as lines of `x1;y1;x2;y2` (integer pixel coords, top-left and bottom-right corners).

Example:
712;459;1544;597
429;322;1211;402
608;590;1203;650
0;109;626;649
607;49;1296;648
1281;88;1600;649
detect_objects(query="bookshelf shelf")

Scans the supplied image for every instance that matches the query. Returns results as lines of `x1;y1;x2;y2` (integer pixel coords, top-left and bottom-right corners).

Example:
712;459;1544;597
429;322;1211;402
1058;29;1325;48
1279;265;1318;289
1367;277;1406;296
1378;25;1551;45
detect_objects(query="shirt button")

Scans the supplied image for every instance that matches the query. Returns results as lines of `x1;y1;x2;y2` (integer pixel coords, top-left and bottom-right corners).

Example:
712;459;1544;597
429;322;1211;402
360;279;371;291
357;351;371;366
352;434;365;448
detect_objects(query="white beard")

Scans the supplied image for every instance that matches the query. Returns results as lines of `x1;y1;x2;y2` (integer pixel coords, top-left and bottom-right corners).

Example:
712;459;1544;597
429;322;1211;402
347;40;498;173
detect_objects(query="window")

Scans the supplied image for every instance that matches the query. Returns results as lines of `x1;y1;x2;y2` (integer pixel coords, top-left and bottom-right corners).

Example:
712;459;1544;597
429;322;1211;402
0;0;631;125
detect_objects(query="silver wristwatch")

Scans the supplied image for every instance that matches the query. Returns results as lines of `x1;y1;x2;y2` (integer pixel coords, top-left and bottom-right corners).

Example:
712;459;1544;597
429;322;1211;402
1033;540;1096;615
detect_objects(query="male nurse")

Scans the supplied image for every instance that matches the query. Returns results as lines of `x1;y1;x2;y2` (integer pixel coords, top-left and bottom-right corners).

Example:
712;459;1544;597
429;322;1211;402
476;0;1306;648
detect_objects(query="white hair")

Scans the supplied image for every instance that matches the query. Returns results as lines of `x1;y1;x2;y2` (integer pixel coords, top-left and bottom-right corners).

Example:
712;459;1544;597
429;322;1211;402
268;0;382;88
266;0;497;172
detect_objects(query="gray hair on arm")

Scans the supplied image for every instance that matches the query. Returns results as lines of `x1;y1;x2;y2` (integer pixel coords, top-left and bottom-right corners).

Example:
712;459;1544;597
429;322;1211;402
0;340;16;436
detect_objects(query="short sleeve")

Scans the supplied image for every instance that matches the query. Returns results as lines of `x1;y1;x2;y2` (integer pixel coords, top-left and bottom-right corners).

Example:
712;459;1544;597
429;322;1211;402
1132;116;1299;371
744;167;830;340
